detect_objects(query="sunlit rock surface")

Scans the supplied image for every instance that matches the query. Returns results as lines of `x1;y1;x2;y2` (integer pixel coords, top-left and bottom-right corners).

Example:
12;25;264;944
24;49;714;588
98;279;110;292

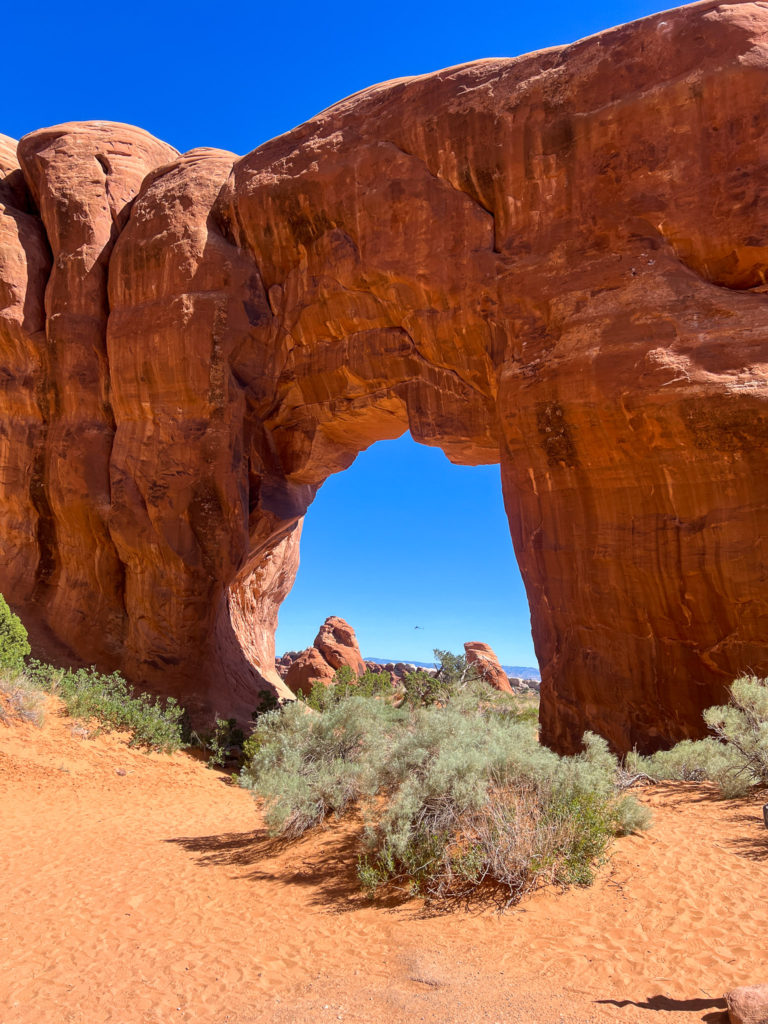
283;616;366;695
2;0;768;748
464;642;514;693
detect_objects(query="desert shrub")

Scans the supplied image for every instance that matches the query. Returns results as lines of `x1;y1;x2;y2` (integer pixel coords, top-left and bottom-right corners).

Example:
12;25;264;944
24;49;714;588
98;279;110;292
0;669;45;727
401;667;451;708
201;717;245;769
402;652;536;732
359;724;649;903
300;666;394;711
703;676;768;794
26;660;185;753
251;689;281;719
0;595;30;672
626;676;768;798
241;683;649;905
401;649;482;708
241;696;401;836
625;737;743;795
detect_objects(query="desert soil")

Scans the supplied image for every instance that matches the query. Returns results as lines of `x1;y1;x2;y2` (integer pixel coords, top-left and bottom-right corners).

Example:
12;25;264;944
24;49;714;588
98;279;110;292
1;697;766;1024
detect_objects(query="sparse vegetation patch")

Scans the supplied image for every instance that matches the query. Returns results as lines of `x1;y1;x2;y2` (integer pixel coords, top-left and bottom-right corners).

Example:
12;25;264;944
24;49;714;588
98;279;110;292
0;670;46;727
627;676;768;798
299;665;394;711
241;652;650;907
25;660;186;753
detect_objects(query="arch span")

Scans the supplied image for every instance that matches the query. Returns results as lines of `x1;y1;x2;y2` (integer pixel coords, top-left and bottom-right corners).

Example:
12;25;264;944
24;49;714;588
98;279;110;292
2;1;768;751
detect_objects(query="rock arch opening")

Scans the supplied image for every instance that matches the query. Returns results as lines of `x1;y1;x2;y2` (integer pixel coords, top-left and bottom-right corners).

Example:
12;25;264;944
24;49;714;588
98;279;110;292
273;432;537;673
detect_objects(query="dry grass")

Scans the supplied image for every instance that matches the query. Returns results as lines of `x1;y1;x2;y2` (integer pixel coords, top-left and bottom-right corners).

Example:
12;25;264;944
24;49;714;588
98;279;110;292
0;671;45;728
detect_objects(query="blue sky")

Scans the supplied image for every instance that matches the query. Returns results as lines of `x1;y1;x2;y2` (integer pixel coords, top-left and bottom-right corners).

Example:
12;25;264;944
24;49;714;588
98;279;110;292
6;0;688;665
276;435;531;665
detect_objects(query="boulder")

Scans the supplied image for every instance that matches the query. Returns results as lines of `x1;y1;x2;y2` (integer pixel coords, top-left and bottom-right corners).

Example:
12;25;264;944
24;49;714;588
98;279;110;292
314;616;365;675
275;651;301;679
464;642;513;694
283;647;336;696
284;616;365;695
725;985;768;1024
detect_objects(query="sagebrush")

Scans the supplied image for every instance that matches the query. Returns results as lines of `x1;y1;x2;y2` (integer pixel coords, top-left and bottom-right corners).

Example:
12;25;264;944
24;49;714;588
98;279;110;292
627;675;768;798
241;657;647;906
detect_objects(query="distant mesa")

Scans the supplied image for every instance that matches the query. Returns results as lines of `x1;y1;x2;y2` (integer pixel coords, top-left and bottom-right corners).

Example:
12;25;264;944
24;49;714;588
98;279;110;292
365;657;541;683
2;1;768;751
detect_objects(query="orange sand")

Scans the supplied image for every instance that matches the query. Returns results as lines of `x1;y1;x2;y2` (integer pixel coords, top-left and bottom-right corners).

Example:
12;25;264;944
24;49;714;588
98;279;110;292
1;697;767;1024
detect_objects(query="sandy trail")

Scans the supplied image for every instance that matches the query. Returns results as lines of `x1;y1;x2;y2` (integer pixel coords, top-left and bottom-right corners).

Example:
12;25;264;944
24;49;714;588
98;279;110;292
1;697;766;1024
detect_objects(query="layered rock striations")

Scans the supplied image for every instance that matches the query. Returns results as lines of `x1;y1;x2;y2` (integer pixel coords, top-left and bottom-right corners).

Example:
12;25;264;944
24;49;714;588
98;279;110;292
2;1;768;748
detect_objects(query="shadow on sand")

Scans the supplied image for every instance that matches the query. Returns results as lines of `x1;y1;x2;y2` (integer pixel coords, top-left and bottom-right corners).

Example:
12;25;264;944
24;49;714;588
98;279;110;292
165;825;407;912
166;824;523;915
596;995;728;1021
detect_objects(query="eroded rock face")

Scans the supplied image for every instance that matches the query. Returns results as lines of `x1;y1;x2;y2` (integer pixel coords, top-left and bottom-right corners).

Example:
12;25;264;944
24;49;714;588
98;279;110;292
283;616;365;695
16;124;179;665
464;642;513;694
314;617;366;675
0;134;50;606
2;2;768;749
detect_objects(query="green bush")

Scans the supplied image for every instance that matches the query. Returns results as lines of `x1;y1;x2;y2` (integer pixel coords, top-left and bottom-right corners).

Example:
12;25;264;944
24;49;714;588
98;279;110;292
241;696;400;836
240;679;648;905
0;595;30;672
358;723;648;903
300;665;394;712
26;660;186;753
626;676;768;798
200;717;245;769
401;649;481;708
702;676;768;795
625;737;743;795
251;689;281;719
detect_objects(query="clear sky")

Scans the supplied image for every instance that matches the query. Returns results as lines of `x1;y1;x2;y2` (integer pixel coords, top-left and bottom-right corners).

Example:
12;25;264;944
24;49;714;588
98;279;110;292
6;0;689;666
276;434;533;666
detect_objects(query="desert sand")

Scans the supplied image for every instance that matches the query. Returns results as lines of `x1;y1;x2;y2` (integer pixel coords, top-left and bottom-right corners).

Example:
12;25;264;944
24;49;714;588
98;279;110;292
1;697;766;1024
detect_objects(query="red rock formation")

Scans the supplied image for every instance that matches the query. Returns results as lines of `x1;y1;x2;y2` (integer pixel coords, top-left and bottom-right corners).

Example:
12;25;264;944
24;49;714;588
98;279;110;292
16;124;179;667
464;642;513;693
2;3;768;748
314;617;366;675
284;648;336;695
283;616;365;695
0;134;50;605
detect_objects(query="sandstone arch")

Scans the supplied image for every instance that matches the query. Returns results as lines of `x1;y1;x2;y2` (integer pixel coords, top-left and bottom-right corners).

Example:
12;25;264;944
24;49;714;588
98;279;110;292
2;0;768;752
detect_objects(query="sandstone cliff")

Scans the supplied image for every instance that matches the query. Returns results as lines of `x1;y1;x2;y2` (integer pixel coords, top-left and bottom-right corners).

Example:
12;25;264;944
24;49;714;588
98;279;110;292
2;1;768;750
